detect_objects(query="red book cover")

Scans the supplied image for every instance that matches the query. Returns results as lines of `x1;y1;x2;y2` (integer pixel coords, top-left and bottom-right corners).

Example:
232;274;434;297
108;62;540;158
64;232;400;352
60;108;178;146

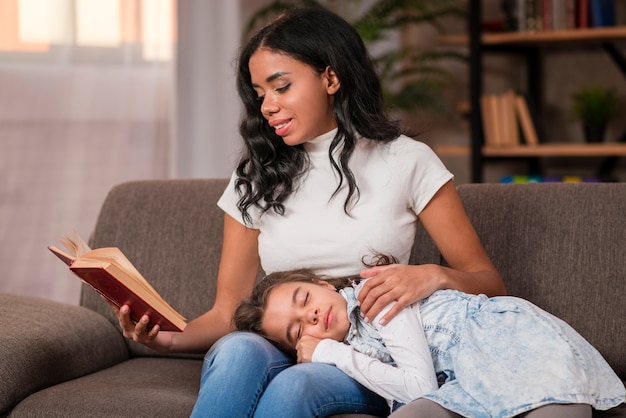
71;264;186;332
49;240;186;332
577;0;589;28
543;0;553;30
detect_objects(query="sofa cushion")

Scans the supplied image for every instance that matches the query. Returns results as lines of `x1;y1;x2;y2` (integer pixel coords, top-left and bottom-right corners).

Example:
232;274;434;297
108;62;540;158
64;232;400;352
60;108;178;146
9;357;201;418
0;294;128;416
9;356;387;418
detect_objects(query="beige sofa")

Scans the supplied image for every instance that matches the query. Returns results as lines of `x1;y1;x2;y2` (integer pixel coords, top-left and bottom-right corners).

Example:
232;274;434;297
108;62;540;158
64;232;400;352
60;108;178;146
1;179;624;417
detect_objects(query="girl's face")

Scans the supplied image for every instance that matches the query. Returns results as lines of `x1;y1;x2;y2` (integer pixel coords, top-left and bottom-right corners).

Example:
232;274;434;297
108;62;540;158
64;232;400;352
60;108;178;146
248;48;340;146
262;280;351;350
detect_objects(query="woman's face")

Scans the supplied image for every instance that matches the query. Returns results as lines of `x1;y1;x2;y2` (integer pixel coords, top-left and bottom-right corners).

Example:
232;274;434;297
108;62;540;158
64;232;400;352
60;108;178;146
248;48;340;146
262;280;351;350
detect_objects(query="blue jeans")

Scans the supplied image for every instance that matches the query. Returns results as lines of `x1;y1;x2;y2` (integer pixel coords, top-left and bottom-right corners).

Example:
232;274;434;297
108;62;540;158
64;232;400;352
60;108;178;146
190;332;389;418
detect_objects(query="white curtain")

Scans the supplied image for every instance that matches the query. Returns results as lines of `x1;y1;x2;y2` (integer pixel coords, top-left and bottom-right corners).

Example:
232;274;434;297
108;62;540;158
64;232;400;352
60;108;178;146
176;0;243;178
0;0;176;304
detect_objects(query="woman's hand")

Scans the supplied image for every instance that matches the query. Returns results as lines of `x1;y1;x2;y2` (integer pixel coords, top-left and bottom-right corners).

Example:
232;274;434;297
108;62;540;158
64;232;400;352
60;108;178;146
110;302;173;354
358;181;505;326
296;335;323;363
357;263;442;326
101;213;262;356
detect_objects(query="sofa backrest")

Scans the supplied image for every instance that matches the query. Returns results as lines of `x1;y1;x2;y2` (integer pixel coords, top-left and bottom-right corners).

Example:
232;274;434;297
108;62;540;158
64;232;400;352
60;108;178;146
456;182;626;379
83;179;625;380
82;179;230;357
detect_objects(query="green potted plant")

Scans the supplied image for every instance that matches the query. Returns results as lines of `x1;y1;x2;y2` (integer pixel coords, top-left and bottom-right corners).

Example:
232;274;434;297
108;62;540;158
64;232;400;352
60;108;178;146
570;84;618;143
244;0;466;116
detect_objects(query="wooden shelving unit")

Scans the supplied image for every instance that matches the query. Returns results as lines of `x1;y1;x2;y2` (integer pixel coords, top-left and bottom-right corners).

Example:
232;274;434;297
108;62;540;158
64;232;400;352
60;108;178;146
483;143;626;157
440;26;626;46
456;1;626;182
438;143;626;158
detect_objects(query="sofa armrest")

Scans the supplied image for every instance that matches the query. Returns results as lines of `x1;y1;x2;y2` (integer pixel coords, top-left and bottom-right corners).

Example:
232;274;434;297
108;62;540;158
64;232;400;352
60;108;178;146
0;293;129;415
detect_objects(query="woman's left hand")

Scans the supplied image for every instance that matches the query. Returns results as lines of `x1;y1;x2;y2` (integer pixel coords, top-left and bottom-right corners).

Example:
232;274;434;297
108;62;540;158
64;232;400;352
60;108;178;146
357;263;443;325
357;181;505;326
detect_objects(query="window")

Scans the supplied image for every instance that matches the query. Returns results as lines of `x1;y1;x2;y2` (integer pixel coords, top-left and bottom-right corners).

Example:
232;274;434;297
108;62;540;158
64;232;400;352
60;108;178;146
0;0;175;62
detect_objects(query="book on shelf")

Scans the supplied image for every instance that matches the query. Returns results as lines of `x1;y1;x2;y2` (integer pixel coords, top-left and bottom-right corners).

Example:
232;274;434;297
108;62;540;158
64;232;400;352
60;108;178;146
502;90;520;146
520;92;546;143
480;90;524;148
48;234;187;332
480;94;498;147
480;91;543;147
578;0;589;28
481;93;502;147
590;0;616;27
509;0;619;33
514;94;540;146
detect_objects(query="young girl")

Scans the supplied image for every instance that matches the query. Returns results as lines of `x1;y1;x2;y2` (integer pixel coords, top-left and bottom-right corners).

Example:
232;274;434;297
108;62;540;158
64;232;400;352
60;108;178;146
112;7;507;417
234;256;625;418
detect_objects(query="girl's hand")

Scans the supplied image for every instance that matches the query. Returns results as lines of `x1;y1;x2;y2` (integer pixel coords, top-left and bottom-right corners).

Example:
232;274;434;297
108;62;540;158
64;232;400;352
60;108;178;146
296;335;323;363
357;263;443;325
110;302;173;354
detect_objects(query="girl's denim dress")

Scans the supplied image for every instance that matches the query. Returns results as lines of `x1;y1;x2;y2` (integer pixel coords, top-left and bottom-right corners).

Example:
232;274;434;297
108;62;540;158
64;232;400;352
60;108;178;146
341;287;625;418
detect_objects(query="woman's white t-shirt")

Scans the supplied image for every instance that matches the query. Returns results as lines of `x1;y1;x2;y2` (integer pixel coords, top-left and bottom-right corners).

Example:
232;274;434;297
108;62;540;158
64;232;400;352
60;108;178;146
217;129;453;276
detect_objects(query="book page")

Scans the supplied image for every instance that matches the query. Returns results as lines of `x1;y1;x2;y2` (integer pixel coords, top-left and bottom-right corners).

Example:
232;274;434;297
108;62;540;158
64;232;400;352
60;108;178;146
59;233;168;305
48;246;75;266
60;233;91;257
58;234;154;292
81;248;168;304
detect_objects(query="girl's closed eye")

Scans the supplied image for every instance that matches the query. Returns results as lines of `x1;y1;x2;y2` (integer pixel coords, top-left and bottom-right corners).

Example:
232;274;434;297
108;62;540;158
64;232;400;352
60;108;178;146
294;291;309;341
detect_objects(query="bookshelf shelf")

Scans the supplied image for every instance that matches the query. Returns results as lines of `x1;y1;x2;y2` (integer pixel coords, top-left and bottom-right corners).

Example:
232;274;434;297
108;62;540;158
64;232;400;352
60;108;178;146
440;26;626;46
482;143;626;157
436;143;626;158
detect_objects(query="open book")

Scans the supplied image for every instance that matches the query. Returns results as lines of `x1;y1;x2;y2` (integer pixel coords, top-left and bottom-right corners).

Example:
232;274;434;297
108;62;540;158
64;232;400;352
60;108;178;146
48;234;186;332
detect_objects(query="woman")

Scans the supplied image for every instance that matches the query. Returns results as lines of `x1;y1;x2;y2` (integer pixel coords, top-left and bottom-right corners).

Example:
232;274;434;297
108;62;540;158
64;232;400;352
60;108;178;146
111;7;506;417
234;257;625;418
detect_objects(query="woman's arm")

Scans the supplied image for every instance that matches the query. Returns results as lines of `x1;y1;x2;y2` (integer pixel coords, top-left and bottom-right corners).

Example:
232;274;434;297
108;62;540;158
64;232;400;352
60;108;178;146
311;302;438;404
114;213;261;354
358;180;505;324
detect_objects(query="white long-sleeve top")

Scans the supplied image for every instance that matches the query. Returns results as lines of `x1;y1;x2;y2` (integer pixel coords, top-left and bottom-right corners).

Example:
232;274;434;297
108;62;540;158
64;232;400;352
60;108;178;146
312;300;438;407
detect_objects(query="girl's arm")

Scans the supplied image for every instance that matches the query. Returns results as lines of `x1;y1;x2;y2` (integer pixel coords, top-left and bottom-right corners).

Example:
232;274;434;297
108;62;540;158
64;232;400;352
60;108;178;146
114;213;261;354
311;301;438;405
358;180;505;324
